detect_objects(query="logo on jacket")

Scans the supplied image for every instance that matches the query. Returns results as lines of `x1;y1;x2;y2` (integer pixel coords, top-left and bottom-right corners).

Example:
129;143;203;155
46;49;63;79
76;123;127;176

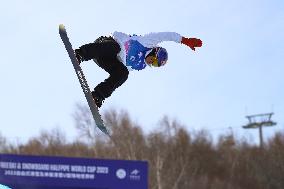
124;40;151;70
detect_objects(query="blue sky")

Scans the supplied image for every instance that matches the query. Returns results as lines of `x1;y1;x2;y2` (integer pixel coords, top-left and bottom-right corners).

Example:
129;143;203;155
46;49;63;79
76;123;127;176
0;0;283;144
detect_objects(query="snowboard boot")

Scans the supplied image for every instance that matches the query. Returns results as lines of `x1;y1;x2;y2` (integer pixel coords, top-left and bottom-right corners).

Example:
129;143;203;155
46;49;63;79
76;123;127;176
91;91;105;108
75;49;83;64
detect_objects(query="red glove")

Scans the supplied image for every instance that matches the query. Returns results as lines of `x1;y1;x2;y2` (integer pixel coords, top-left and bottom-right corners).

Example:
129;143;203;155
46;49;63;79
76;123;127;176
181;37;203;51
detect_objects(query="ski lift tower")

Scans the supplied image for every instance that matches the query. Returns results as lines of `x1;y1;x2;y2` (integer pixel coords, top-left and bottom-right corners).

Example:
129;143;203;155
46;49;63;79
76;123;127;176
243;113;277;148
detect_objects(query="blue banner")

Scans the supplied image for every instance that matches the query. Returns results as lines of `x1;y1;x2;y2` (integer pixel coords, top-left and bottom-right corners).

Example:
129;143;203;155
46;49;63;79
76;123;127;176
0;154;148;189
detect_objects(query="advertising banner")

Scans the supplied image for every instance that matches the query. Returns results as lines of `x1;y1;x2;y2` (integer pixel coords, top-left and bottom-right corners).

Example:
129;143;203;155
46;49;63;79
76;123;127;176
0;154;148;189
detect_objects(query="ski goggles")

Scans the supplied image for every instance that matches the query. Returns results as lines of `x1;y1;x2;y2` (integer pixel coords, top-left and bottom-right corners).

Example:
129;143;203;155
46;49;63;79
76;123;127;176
151;56;159;67
151;47;168;67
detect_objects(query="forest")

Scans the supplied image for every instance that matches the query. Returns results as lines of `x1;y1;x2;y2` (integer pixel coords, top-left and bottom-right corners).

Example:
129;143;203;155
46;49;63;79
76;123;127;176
1;106;284;189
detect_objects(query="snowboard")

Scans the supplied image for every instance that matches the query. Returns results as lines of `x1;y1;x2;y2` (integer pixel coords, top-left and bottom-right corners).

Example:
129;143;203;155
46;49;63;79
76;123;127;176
59;24;110;136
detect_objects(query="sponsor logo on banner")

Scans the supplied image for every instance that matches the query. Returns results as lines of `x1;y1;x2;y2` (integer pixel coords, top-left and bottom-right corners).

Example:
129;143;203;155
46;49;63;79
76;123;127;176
130;169;141;181
116;169;126;179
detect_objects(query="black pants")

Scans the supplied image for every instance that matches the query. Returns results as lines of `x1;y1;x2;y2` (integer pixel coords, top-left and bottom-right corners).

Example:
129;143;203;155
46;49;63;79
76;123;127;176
79;36;129;100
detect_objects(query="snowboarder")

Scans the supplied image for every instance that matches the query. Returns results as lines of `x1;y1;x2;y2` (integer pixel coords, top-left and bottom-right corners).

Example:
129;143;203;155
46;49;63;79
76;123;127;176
75;32;202;108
